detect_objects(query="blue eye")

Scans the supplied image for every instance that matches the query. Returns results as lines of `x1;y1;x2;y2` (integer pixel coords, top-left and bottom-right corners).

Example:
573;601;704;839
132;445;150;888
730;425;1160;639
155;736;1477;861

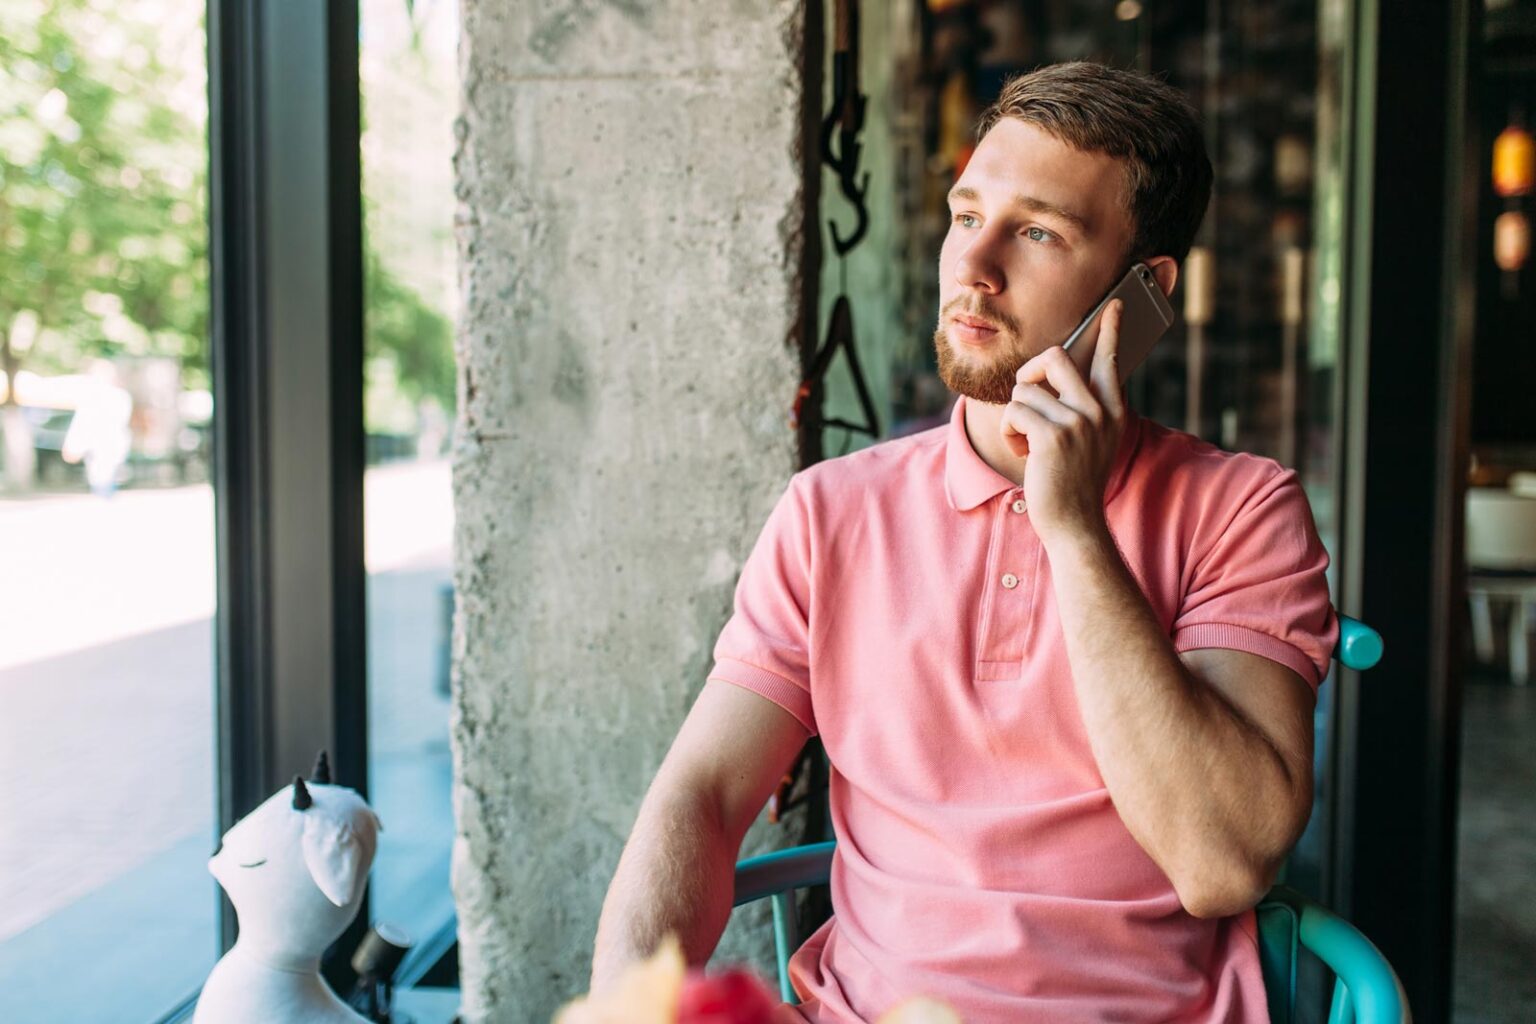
954;213;978;228
1025;226;1054;244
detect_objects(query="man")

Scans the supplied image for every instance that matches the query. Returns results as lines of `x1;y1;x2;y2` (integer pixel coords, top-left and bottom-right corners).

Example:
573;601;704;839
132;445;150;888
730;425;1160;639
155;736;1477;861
591;61;1337;1022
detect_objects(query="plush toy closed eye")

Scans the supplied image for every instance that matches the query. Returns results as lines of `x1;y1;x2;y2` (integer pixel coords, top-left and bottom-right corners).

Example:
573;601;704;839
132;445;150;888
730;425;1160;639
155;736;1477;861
194;751;384;1024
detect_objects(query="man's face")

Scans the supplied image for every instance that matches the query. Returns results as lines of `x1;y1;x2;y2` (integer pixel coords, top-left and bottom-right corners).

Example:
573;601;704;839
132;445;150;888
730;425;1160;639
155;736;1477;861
935;118;1137;405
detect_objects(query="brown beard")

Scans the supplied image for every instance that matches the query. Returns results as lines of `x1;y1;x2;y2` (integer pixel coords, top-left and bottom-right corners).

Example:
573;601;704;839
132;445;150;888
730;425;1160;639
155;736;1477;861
933;300;1032;405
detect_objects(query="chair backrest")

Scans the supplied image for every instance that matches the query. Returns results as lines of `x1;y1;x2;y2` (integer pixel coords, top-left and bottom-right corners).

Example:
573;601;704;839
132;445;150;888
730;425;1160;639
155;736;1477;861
1466;486;1536;569
1257;898;1305;1023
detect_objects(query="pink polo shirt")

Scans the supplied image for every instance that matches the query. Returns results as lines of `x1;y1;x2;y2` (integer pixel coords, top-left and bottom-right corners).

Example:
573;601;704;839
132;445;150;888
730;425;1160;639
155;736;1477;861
708;395;1337;1023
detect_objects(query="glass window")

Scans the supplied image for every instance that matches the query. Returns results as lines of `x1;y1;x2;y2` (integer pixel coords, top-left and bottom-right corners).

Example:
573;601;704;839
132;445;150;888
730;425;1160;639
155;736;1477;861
0;0;217;1018
360;0;459;941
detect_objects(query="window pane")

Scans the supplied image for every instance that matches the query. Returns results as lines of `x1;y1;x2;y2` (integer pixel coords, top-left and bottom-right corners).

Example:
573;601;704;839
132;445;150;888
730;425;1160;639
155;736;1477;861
360;0;459;941
0;0;216;1019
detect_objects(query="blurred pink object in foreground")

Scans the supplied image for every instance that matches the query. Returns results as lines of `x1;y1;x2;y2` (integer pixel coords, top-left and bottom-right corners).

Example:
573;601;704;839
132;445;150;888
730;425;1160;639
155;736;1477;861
554;934;963;1024
678;966;781;1024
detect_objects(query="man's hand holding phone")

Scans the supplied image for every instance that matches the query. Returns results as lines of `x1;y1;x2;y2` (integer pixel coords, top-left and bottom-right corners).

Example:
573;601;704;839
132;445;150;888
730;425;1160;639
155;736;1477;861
1001;298;1129;545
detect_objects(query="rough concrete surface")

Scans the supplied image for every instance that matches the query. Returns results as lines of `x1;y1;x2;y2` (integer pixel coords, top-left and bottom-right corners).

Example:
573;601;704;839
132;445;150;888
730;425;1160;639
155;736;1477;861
451;2;811;1019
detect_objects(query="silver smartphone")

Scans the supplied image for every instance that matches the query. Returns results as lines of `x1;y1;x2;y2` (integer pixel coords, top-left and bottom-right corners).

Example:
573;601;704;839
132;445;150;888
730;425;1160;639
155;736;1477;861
1060;262;1175;383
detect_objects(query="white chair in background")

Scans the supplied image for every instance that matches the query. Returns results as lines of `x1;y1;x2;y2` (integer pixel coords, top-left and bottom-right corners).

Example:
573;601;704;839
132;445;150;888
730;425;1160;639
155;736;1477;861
1465;486;1536;684
1507;471;1536;499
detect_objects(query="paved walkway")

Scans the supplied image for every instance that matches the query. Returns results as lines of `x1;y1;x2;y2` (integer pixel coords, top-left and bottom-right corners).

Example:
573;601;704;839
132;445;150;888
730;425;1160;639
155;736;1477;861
0;460;453;944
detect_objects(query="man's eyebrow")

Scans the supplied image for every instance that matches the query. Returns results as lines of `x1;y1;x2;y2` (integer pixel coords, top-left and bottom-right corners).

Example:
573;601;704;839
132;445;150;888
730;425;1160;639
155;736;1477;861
946;185;1090;234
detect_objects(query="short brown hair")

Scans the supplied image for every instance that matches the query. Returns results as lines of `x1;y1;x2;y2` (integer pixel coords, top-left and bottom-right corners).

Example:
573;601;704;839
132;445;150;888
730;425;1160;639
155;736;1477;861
974;61;1212;265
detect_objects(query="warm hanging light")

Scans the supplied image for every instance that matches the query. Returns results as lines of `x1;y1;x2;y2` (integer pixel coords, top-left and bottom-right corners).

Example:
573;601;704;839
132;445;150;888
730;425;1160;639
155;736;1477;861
1494;123;1535;197
1496;210;1530;272
1182;247;1214;327
938;71;976;177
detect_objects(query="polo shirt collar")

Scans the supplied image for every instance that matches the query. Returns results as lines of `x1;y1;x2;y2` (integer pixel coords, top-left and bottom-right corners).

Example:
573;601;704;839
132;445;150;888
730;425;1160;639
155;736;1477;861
942;393;1142;512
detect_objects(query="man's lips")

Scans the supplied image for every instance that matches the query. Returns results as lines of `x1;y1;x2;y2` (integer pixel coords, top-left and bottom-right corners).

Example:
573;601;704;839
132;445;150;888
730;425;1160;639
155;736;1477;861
949;312;1001;345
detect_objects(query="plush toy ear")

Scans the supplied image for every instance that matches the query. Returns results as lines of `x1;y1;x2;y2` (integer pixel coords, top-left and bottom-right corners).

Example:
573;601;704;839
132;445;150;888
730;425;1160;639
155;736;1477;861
301;815;367;907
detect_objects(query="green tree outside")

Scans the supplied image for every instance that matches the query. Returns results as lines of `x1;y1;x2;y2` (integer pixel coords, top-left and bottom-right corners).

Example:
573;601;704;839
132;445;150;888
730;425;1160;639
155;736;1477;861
0;0;455;483
0;0;208;392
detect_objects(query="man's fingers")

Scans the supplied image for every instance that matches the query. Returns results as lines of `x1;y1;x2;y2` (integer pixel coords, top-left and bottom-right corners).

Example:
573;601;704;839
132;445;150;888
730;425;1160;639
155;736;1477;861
1019;347;1097;417
1016;353;1060;400
1000;398;1053;457
1010;381;1076;427
1091;299;1126;417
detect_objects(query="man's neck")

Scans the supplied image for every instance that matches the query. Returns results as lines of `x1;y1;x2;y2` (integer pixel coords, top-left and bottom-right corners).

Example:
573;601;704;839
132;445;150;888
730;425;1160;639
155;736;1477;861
963;397;1029;486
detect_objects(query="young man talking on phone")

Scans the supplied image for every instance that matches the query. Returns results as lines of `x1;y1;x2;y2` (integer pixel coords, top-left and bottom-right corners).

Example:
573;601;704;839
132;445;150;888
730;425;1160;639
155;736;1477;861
591;61;1337;1023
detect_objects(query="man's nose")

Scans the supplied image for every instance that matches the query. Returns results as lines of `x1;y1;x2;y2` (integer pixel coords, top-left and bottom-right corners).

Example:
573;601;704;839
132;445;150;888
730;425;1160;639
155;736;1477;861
953;231;1004;295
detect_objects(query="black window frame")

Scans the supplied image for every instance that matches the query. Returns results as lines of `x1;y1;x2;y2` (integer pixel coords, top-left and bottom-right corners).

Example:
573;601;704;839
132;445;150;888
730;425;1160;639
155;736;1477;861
205;2;458;1001
208;0;368;920
199;0;465;1013
1325;0;1480;1020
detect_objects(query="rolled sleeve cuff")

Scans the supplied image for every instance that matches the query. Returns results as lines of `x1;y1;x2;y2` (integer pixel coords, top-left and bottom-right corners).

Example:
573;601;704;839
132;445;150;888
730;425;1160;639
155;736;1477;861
1173;622;1324;689
707;657;817;736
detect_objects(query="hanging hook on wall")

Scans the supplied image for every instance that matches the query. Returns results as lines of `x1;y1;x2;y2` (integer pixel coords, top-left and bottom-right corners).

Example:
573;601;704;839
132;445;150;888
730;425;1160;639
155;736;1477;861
821;0;869;256
792;0;877;443
789;295;880;440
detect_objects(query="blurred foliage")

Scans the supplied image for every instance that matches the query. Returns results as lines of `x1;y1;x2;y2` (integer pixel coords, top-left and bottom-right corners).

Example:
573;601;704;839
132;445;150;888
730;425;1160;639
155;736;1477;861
0;0;208;387
365;236;455;423
0;0;455;426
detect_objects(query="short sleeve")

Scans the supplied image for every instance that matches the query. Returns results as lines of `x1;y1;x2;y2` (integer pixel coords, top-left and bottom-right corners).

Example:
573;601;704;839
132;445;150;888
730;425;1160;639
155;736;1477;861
706;474;817;735
1171;465;1339;689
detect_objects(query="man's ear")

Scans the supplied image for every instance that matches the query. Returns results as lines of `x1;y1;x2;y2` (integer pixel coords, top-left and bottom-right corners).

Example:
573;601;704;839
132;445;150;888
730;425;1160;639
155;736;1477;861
1145;255;1179;299
301;816;367;907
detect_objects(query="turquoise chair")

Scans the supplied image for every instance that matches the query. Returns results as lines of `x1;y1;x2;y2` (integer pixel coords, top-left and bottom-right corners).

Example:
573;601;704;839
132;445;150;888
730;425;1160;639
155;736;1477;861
732;615;1408;1023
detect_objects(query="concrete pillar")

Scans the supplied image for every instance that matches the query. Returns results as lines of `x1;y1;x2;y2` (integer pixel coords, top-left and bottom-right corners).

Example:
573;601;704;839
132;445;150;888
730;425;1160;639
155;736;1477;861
452;3;813;1019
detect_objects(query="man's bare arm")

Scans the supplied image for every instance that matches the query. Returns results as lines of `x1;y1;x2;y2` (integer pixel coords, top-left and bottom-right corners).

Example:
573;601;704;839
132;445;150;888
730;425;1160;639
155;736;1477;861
590;680;810;992
1045;524;1316;919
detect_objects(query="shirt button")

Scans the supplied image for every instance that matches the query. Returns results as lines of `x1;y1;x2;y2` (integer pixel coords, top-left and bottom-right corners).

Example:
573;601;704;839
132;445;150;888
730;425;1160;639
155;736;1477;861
1011;499;1027;514
1001;572;1019;589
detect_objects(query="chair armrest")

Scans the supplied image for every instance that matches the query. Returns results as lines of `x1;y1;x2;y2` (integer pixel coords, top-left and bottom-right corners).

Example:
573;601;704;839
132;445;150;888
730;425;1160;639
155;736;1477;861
1261;886;1409;1024
1336;615;1384;671
733;841;835;906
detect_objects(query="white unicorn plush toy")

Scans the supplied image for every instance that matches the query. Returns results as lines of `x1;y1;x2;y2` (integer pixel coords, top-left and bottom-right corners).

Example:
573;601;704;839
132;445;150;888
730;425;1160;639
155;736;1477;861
195;752;384;1023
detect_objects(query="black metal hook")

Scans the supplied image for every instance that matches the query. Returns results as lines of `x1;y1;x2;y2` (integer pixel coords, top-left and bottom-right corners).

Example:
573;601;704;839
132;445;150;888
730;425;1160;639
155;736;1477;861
790;295;879;439
820;0;869;256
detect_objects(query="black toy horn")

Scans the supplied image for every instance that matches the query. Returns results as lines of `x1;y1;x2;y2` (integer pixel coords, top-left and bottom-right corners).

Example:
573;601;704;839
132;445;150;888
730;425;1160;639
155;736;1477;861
292;775;313;810
311;749;331;785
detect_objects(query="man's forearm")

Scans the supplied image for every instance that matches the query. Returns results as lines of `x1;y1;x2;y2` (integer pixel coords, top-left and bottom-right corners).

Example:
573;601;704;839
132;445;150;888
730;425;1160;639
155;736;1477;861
1043;522;1304;914
590;784;738;993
